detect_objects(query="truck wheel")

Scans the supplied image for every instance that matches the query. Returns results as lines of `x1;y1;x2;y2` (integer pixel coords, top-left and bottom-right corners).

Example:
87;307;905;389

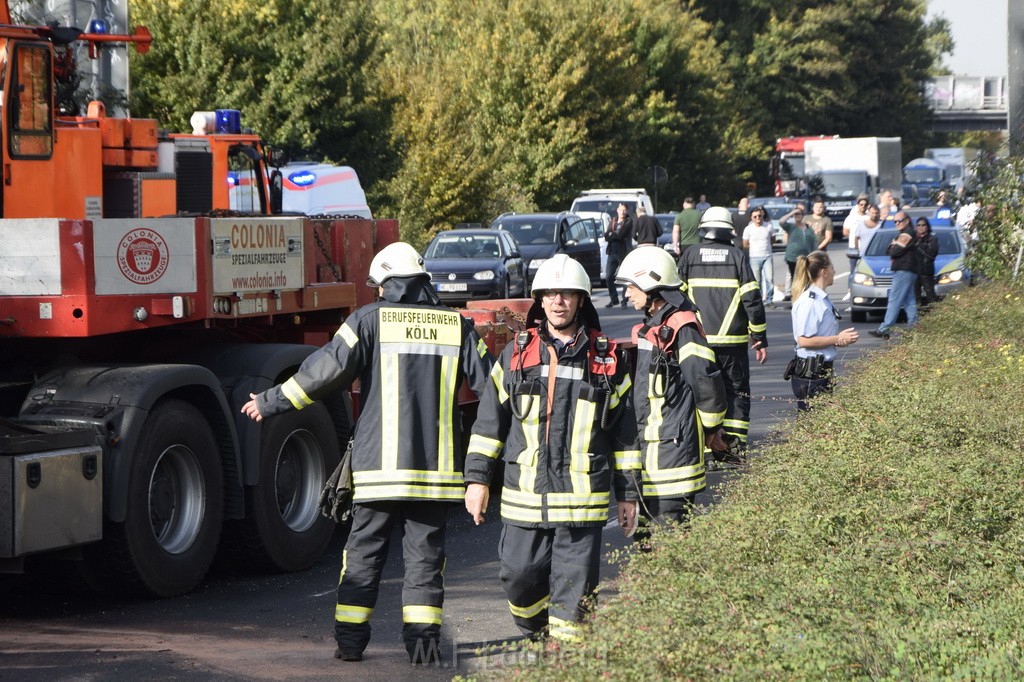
234;403;340;572
82;399;224;597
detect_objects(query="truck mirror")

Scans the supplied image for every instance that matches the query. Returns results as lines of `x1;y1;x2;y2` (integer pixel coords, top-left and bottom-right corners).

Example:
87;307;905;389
270;170;283;215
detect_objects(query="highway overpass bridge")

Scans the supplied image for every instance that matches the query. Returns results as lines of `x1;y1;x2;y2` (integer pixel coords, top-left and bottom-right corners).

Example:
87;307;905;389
927;75;1008;132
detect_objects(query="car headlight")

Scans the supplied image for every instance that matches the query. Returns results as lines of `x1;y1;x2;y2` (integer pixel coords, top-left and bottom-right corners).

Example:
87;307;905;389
853;272;875;286
473;270;496;280
938;269;963;285
529;258;547;271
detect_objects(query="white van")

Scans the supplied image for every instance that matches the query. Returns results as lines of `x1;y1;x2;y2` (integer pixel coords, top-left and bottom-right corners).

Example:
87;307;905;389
569;188;653;280
280;162;372;218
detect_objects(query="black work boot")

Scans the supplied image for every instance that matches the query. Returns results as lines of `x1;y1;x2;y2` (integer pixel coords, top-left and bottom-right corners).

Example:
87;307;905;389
334;647;363;662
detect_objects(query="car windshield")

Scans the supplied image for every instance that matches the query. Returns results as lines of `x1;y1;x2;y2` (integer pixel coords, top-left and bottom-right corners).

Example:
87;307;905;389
905;169;942;183
572;200;637;216
495;219;557;245
813;171;866;201
779;155;805;179
425;234;502;259
864;229;962;257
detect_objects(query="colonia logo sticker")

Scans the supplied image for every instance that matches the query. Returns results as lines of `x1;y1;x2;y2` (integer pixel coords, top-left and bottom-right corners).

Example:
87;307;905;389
117;228;169;284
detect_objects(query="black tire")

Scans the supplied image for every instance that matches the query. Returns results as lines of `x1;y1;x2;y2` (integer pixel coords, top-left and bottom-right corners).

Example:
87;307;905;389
231;403;340;572
851;309;867;323
82;399;224;597
502;276;511;299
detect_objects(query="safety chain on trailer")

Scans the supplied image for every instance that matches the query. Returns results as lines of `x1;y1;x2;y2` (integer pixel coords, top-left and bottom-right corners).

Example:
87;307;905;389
312;225;344;283
495;305;528;332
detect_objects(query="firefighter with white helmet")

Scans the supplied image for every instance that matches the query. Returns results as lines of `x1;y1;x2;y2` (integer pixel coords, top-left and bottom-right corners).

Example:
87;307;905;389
677;207;767;462
616;248;728;539
243;240;493;664
464;254;640;642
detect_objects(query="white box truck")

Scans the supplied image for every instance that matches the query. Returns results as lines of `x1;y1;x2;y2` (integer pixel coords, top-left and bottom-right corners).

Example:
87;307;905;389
804;137;903;237
925;148;982;194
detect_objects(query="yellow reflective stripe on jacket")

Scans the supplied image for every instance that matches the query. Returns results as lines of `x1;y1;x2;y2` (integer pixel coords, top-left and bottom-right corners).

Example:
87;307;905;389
717;289;743;341
281;377;314;410
609;373;632;410
339;549;349;582
548;616;582;642
402;605;443;625
678;342;717;364
569;400;595;495
698;407;726;429
468;433;503;459
491;363;509;403
723;418;748;431
642;477;705;498
738;280;759;296
643;371;666;442
517;396;540;493
477;337;489;358
547;506;609;523
615;449;641;471
338;322;359;348
500;498;544;523
336;604;373;624
748;320;767;333
437;354;457;472
687;277;739;288
643;460;704;481
509;595;549;619
380;352;399;470
706;333;748;345
354;470;465;484
353;484;464;501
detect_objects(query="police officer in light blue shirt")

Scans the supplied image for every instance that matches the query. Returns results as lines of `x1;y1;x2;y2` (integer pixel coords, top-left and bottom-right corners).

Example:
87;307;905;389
788;251;859;410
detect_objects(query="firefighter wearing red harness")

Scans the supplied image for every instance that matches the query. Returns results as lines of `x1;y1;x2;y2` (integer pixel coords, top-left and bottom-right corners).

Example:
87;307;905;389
464;254;639;642
616;248;728;534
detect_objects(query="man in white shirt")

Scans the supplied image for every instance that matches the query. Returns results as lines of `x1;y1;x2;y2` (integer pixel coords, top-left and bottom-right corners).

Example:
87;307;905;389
841;194;870;302
742;206;775;306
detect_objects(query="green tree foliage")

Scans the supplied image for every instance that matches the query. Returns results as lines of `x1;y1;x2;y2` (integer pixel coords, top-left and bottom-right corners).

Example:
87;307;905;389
373;0;756;244
968;156;1024;282
697;0;951;186
129;0;393;186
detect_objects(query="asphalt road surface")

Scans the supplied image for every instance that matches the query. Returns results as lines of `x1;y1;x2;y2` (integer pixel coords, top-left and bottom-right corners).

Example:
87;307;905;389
0;243;892;681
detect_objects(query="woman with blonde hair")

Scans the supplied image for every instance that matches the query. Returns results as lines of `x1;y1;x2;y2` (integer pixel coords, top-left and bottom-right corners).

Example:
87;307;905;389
788;251;859;410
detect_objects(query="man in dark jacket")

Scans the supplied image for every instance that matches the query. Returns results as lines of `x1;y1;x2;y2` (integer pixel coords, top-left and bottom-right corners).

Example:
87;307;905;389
677;207;767;456
604;203;634;307
870;211;919;339
242;242;493;664
633;205;662;246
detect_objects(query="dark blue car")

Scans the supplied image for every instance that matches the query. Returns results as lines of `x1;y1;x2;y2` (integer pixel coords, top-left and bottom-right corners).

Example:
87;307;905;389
423;229;527;305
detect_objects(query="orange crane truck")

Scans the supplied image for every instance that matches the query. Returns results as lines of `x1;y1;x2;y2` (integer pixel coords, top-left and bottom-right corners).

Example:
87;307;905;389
0;7;511;597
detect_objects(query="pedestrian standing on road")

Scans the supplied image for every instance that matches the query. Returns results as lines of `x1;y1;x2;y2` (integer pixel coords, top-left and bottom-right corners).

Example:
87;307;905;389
741;206;776;306
732;196;751;235
604;203;634;308
914;217;940;306
842;194;870;298
789;251;859;410
805;199;834;250
878;189;897;217
616;248;727;542
695;194;711;212
633;204;662;247
464;254;640;643
241;242;493;665
870;211;918;339
672;197;702;258
780;204;816;301
678;207;767;459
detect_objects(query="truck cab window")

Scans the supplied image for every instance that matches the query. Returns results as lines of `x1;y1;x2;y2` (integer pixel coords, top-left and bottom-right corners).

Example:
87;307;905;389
227;145;265;213
9;44;52;158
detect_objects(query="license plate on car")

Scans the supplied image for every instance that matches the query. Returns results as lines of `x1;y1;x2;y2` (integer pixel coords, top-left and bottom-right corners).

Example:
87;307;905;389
437;282;467;292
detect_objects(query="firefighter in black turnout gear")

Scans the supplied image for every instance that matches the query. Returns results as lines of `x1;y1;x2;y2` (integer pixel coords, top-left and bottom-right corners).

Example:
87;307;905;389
464;254;640;642
616;247;728;536
677;207;767;458
242;242;493;664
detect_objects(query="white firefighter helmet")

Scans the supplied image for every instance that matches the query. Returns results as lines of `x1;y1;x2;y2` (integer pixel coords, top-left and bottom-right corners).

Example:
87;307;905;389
530;254;591;297
615;247;683;292
367;242;426;286
699;206;736;242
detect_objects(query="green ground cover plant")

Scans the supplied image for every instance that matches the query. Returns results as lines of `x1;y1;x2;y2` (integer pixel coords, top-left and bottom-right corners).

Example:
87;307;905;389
481;283;1024;680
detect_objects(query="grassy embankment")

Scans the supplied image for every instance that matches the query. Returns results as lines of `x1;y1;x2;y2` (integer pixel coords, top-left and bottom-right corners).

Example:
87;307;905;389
487;282;1024;680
